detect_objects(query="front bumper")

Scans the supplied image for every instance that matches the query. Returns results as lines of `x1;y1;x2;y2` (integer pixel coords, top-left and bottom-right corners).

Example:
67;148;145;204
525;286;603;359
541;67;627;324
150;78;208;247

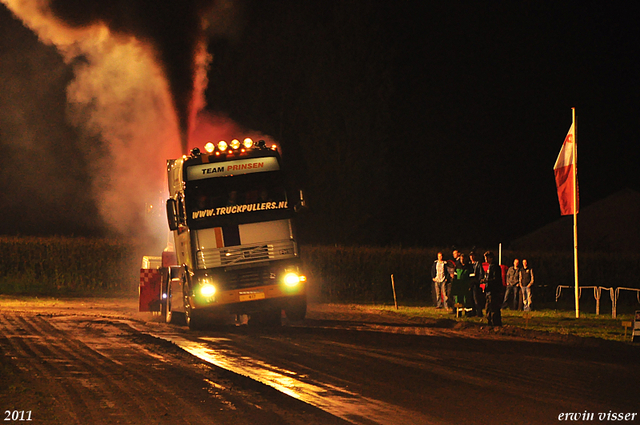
187;281;306;315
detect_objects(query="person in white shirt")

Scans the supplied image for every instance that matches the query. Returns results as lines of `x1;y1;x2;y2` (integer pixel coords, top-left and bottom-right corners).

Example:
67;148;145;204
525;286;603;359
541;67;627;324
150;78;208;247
431;252;449;309
520;259;534;312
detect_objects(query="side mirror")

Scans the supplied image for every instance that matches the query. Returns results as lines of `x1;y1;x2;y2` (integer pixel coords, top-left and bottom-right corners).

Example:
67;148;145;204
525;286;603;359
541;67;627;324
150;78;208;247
166;199;179;231
294;189;308;213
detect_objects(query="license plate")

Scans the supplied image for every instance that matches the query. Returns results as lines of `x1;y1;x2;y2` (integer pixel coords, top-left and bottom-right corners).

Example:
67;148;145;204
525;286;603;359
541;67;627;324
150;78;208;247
239;291;265;302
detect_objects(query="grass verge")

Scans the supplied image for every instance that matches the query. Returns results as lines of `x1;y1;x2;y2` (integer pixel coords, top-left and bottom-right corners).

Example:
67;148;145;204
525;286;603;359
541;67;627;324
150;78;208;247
343;303;639;343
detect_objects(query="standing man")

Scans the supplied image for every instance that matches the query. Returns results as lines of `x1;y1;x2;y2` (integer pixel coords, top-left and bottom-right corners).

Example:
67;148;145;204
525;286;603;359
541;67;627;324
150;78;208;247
452;253;471;308
482;251;503;326
445;249;460;311
503;259;521;310
431;252;449;309
520;259;534;311
468;252;484;317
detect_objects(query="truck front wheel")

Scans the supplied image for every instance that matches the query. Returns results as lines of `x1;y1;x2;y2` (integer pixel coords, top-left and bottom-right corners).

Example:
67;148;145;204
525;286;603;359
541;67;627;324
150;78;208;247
166;282;185;325
185;304;207;330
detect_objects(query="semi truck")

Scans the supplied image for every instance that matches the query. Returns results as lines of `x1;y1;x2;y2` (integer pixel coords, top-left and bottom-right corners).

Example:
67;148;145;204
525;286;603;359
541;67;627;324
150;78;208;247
139;138;307;330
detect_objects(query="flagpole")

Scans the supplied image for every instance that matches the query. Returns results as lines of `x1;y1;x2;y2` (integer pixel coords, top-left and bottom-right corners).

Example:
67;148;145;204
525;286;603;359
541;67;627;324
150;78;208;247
572;107;579;318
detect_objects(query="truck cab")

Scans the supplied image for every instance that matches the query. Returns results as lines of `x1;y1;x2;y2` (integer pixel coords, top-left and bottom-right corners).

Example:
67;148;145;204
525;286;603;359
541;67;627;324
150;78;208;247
152;138;307;329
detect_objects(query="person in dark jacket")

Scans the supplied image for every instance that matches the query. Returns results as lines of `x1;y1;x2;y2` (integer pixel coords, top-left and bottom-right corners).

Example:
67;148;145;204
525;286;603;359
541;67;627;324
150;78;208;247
482;251;503;326
468;251;485;317
452;253;471;308
444;249;460;311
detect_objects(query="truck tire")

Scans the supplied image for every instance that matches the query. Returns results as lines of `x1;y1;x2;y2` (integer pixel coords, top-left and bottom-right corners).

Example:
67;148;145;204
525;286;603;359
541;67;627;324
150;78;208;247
284;296;307;322
160;270;168;319
166;282;185;325
160;297;167;319
185;307;207;331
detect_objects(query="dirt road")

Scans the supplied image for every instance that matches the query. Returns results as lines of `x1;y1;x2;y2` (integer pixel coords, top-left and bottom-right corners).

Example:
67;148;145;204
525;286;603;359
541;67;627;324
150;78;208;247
1;297;639;424
0;298;345;425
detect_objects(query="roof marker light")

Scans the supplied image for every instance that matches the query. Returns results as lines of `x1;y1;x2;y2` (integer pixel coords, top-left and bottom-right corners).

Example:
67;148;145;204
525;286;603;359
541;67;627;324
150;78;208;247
243;138;254;149
230;139;241;150
204;142;215;153
217;141;228;151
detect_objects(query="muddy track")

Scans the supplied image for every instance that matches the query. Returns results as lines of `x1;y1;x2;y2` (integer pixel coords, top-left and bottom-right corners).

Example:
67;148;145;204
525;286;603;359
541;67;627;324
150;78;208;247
3;299;640;425
0;312;345;425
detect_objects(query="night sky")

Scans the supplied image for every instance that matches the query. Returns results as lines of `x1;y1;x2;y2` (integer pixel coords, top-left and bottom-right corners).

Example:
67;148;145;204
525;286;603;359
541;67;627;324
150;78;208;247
383;1;640;247
1;0;638;249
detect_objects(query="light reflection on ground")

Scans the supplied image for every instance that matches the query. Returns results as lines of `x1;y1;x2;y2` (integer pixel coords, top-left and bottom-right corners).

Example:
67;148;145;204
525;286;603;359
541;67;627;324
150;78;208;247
133;325;441;425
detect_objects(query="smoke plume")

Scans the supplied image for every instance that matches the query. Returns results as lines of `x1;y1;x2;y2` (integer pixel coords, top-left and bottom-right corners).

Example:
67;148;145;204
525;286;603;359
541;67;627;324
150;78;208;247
1;0;242;248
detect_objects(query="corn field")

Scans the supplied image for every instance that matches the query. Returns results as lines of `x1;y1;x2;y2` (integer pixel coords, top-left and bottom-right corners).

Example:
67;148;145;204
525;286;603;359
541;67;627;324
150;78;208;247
1;237;639;311
300;245;640;311
0;236;139;295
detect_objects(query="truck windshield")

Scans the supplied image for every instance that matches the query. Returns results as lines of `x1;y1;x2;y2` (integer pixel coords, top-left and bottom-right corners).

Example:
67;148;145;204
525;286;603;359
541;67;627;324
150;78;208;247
185;171;290;226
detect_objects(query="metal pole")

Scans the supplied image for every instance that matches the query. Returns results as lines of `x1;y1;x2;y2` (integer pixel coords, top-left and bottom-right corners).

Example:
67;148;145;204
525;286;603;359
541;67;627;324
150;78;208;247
572;107;579;319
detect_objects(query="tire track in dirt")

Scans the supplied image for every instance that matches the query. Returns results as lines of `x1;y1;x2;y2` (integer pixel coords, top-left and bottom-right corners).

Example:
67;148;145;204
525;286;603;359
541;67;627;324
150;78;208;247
13;315;160;423
2;313;252;424
0;312;347;425
1;314;86;423
301;308;611;405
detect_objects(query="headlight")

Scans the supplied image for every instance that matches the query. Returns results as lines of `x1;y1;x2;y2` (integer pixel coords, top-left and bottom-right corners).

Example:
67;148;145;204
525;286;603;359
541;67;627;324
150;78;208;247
200;283;216;297
284;272;301;287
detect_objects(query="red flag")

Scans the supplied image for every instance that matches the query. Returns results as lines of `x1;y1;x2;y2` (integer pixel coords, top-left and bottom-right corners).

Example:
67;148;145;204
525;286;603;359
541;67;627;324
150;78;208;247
554;123;578;215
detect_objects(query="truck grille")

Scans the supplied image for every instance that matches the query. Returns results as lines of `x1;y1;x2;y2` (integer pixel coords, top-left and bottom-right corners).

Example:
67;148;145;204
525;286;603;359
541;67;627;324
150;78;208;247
196;239;297;269
227;268;273;290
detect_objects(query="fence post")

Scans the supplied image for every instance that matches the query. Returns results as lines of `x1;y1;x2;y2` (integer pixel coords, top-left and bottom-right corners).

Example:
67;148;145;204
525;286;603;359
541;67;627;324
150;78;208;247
612;287;617;319
391;274;398;310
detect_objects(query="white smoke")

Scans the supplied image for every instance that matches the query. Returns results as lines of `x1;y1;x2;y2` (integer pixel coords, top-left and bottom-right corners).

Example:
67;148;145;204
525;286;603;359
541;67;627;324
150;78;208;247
2;0;187;247
1;0;254;250
64;37;182;241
